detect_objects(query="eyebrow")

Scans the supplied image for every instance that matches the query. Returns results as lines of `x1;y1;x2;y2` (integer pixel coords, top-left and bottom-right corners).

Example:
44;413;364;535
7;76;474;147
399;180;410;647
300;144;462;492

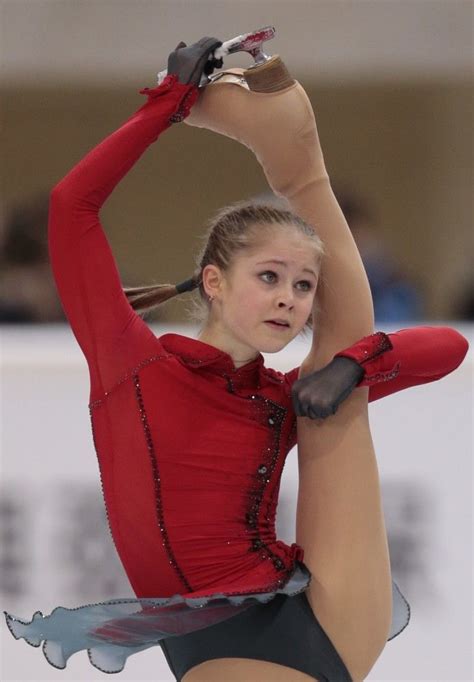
256;259;318;278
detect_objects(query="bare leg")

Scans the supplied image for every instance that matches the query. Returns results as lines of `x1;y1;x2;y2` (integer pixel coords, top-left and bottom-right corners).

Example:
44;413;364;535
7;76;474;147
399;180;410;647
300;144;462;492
296;390;393;680
183;658;318;682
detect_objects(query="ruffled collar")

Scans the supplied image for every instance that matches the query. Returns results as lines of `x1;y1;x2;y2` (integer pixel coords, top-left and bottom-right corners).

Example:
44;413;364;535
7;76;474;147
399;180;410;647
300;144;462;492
158;333;283;391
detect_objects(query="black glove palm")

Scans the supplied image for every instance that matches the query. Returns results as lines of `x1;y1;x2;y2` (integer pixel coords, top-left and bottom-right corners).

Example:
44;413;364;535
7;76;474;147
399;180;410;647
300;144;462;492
167;37;223;86
291;356;365;420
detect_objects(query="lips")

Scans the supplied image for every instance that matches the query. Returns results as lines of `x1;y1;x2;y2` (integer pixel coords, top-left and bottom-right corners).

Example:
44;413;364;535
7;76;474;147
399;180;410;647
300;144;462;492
266;320;290;328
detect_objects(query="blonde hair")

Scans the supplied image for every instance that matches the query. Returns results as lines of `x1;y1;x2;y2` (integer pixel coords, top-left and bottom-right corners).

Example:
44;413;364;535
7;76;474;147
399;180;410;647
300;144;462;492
123;198;324;339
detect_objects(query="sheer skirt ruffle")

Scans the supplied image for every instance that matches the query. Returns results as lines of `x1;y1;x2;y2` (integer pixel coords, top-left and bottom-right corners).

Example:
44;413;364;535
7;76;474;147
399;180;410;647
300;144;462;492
3;562;410;674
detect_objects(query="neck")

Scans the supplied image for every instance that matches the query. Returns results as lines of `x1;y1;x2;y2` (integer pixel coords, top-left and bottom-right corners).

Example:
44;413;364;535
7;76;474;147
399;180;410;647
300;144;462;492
197;328;259;369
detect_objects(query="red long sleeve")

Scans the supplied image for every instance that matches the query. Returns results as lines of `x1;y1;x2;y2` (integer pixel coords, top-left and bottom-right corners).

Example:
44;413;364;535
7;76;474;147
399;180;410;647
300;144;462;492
363;326;469;401
48;75;199;400
284;326;468;404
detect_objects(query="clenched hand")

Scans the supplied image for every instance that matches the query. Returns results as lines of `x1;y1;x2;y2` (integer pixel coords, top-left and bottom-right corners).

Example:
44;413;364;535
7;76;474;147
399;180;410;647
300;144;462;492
291;356;365;420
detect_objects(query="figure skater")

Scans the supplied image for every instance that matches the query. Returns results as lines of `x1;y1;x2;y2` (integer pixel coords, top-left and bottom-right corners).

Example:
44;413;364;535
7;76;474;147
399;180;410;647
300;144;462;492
4;37;468;682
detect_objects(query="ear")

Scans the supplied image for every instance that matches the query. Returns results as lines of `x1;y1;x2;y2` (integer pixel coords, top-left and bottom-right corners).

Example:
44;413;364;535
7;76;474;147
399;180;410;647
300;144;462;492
201;264;225;299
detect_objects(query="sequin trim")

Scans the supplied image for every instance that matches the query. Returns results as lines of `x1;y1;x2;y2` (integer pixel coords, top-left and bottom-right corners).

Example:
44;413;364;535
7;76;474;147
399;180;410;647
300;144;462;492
362;361;401;383
169;86;199;123
139;75;198;125
225;385;293;585
89;354;170;410
359;331;393;364
132;372;193;592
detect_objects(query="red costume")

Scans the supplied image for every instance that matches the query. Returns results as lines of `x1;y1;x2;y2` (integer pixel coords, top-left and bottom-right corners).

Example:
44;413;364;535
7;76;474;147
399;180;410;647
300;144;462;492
3;74;468;673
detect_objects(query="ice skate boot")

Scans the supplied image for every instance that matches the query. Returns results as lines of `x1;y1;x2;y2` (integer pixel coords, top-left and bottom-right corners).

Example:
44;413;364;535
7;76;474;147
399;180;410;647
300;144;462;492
182;36;326;202
158;26;295;93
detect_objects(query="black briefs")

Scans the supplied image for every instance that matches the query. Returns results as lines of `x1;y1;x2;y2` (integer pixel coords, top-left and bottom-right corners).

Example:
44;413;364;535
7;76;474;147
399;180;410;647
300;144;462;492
160;590;352;681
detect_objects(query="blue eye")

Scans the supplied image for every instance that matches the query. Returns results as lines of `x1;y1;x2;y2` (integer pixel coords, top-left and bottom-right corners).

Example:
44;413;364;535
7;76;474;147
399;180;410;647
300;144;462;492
259;271;313;291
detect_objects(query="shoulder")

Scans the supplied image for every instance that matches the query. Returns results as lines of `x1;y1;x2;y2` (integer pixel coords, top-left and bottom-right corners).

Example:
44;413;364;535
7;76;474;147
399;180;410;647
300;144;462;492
262;365;300;397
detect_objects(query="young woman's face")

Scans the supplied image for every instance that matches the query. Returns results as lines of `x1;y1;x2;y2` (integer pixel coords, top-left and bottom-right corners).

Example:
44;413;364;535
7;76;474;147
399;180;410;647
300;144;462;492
202;231;320;360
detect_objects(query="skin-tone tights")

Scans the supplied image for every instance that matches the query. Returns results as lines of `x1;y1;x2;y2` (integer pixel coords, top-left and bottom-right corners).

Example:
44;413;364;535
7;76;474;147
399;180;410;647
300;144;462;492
185;70;394;680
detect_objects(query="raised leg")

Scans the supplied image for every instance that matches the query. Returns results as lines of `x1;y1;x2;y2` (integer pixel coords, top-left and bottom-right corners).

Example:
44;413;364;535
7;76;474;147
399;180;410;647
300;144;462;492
183;658;318;682
296;389;393;681
185;64;392;680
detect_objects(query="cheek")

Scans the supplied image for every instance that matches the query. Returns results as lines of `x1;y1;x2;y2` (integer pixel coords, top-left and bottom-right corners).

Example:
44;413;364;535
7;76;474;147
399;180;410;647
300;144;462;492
231;283;266;318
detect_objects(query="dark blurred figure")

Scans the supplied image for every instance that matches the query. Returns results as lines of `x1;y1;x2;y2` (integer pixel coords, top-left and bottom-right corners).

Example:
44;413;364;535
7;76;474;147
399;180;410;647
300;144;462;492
0;195;65;322
335;188;425;322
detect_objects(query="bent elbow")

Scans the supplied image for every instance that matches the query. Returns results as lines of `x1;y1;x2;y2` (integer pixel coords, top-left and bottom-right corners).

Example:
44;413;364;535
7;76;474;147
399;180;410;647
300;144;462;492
439;327;469;373
50;180;72;208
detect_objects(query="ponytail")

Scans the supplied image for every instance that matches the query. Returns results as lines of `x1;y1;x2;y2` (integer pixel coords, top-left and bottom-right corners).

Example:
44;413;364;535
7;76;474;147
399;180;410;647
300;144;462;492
123;270;201;314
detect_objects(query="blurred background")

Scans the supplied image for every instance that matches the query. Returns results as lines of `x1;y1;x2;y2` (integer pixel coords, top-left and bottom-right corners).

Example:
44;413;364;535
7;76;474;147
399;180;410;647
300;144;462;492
1;1;473;680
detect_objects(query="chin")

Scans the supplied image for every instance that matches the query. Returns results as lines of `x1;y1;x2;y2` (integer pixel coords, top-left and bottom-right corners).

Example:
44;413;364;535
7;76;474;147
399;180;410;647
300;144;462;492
259;337;291;354
242;324;296;353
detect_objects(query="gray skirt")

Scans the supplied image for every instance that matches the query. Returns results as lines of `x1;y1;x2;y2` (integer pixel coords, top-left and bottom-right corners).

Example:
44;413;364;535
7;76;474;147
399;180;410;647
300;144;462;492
3;562;409;679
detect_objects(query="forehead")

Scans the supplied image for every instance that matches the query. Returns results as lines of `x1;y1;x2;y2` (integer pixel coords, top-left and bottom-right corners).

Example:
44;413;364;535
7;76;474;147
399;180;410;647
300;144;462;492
247;233;318;269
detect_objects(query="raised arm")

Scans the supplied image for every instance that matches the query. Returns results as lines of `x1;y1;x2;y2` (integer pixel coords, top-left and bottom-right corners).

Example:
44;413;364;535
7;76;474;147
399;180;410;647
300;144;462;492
49;38;223;398
48;75;198;395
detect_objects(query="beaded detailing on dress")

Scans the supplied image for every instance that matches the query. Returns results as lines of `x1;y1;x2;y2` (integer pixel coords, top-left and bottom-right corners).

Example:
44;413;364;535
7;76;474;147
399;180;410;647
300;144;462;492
133;372;192;592
89;353;171;409
240;391;298;583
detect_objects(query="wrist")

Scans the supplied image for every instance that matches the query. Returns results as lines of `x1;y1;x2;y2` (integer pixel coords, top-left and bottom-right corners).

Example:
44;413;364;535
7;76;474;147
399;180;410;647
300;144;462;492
334;332;397;385
330;355;365;384
139;75;200;123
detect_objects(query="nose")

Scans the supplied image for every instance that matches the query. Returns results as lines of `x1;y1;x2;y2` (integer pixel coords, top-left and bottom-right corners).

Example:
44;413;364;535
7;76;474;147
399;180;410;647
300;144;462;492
276;285;295;308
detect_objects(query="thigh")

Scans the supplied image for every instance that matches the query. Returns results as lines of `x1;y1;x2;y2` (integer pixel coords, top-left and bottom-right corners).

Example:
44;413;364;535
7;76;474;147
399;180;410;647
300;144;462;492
160;591;352;682
296;395;393;680
182;657;316;681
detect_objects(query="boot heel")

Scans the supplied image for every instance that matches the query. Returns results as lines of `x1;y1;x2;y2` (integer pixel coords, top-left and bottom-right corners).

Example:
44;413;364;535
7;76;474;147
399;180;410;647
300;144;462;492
243;56;295;93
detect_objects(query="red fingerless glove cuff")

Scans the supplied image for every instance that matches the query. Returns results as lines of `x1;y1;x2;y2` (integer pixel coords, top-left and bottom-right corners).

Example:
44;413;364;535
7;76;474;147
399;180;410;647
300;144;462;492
139;74;199;124
334;331;400;386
